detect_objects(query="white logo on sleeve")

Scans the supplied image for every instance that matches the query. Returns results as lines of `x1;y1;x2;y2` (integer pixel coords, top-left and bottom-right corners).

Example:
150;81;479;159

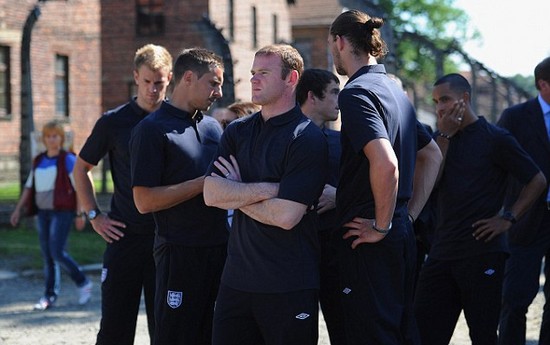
167;290;183;309
295;313;310;320
342;287;352;294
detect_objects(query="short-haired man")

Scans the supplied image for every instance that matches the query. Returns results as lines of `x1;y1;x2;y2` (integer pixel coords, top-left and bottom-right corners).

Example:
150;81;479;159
130;48;228;344
497;57;550;345
296;68;345;345
74;43;172;345
414;73;546;344
204;44;328;345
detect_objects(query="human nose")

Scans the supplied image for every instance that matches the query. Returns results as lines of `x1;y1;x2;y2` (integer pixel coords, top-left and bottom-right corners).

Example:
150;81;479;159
213;85;223;99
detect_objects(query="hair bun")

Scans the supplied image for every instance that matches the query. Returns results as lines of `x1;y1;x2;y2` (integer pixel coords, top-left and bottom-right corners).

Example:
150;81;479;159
364;17;384;30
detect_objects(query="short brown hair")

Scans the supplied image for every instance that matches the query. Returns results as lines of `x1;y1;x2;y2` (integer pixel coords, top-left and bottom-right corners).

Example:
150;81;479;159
534;57;550;90
172;48;224;84
255;44;304;79
228;101;261;118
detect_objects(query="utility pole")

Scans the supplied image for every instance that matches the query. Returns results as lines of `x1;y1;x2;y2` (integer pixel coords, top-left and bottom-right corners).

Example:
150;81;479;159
19;2;43;189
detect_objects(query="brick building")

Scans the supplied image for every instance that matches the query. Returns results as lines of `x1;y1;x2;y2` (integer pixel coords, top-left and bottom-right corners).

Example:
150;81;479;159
101;0;294;112
0;0;295;182
0;0;101;181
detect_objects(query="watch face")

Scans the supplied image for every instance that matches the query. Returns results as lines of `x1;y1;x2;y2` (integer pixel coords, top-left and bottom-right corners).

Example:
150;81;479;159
88;210;98;220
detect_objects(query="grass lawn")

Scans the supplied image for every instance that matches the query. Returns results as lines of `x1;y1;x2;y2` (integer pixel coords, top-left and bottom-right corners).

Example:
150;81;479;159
0;225;105;272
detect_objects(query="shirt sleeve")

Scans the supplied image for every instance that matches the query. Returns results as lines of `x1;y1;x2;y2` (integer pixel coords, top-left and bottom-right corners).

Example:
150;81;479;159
339;88;389;154
278;125;328;207
78;114;112;165
493;130;540;184
416;120;433;151
129;119;165;188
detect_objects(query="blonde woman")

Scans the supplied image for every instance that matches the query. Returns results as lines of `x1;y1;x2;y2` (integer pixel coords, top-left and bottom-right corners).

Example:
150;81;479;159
10;120;92;310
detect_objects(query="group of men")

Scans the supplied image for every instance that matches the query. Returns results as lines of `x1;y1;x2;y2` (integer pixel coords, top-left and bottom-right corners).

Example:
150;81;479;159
72;8;550;345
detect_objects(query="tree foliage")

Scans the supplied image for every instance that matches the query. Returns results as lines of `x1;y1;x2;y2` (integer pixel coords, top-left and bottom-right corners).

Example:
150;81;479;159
509;74;536;97
376;0;478;84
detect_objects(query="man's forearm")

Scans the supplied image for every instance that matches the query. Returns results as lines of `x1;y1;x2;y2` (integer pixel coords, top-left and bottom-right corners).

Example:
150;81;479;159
240;198;307;230
203;176;278;210
408;140;442;220
133;176;205;214
73;158;99;213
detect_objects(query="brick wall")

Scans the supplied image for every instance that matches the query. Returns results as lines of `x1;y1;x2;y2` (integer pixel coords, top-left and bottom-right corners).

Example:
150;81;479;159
0;0;101;181
101;0;294;111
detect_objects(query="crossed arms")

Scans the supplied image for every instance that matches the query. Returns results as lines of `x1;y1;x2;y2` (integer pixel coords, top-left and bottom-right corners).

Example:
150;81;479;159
203;155;308;230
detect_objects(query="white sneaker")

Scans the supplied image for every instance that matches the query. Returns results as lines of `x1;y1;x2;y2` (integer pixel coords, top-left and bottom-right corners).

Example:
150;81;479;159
78;281;93;305
33;296;56;310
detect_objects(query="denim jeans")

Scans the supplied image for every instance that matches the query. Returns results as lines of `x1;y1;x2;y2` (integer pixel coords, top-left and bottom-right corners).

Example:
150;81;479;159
37;209;87;298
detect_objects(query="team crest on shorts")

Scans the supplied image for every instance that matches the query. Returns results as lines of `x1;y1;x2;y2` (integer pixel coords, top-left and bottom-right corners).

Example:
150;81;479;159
167;290;183;309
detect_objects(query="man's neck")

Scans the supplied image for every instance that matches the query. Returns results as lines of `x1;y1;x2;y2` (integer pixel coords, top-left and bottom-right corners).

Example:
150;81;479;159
345;55;378;78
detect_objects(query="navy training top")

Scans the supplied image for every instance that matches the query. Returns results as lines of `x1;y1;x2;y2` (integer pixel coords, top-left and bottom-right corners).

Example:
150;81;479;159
78;99;155;233
130;101;229;247
430;117;540;260
336;65;418;225
319;127;341;232
207;105;328;293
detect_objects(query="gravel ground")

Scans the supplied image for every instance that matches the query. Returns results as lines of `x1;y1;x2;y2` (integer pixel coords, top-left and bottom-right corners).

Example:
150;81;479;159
0;269;544;345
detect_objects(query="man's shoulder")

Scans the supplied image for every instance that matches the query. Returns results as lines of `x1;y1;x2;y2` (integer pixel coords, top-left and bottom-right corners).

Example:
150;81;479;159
502;98;538;118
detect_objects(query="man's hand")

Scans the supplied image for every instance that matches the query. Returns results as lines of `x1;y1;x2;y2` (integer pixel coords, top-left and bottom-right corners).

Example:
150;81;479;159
212;155;242;182
343;217;386;248
90;213;126;243
472;215;512;242
317;184;336;214
437;100;465;138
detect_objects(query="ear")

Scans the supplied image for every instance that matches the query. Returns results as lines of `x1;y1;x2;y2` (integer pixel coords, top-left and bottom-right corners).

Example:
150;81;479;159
182;70;195;85
538;79;549;91
335;35;345;52
133;70;139;85
307;90;316;103
288;69;300;87
167;71;174;84
463;91;471;103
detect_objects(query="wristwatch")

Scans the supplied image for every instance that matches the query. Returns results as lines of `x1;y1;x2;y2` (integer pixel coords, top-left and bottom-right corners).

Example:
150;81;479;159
501;210;517;224
87;209;101;221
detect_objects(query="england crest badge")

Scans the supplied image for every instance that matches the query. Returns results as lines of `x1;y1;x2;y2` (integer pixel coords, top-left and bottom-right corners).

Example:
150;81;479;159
167;290;183;309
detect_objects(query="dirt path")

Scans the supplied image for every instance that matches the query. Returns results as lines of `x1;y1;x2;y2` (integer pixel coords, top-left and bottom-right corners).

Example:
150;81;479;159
0;271;544;344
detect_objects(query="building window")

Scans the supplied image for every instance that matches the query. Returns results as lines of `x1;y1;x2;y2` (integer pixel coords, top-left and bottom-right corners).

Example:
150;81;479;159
55;55;69;117
272;14;278;43
228;0;235;41
0;46;11;119
136;0;165;35
252;6;257;49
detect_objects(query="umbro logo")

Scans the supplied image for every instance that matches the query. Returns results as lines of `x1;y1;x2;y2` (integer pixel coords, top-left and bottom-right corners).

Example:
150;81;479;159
342;287;352;294
295;313;310;320
484;269;496;276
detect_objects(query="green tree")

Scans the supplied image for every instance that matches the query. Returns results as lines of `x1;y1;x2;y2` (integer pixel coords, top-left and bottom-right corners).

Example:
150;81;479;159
509;74;536;97
377;0;478;83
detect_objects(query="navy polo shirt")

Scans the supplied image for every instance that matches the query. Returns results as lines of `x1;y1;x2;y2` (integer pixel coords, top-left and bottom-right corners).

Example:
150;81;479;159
130;101;228;247
336;65;418;225
319;127;341;232
430;117;540;260
79;99;155;232
207;105;328;293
